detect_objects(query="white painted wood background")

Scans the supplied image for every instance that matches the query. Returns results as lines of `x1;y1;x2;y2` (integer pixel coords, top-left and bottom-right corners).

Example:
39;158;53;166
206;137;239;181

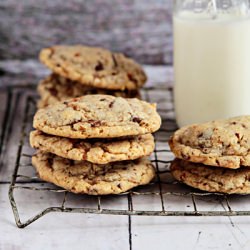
1;66;250;250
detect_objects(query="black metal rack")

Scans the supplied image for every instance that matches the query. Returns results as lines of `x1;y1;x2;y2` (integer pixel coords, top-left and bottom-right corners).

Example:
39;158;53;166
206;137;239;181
6;85;250;228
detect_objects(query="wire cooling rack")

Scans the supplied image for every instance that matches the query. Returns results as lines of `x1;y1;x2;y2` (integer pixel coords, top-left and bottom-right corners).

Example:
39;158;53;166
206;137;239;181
7;85;250;228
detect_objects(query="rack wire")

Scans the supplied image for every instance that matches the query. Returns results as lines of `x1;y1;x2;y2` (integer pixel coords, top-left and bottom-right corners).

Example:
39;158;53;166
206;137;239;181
7;85;250;228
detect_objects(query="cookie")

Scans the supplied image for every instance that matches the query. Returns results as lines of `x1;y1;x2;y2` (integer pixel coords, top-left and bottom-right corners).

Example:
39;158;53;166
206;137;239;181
32;151;155;195
170;159;250;194
169;116;250;169
33;94;161;139
30;130;155;163
37;74;140;108
39;45;147;90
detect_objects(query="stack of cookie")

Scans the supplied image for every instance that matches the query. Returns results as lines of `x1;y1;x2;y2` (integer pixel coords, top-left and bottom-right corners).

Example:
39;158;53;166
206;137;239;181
30;94;161;195
169;116;250;194
37;45;147;108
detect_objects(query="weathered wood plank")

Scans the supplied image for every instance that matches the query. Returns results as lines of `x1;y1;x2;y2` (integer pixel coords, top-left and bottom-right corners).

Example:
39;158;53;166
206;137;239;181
0;0;173;64
1;184;130;249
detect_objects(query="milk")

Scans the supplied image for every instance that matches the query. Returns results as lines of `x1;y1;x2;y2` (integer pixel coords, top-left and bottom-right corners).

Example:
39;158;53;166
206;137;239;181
174;13;250;127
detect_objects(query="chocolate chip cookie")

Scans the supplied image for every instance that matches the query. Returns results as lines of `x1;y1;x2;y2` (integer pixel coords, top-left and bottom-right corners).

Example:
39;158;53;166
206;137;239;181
37;74;140;108
32;151;155;195
33;94;161;139
170;158;250;194
30;130;155;163
39;45;147;90
169;116;250;169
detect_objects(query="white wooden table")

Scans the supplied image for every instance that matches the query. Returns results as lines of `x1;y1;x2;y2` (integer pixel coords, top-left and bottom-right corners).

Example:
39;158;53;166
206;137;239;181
1;66;250;250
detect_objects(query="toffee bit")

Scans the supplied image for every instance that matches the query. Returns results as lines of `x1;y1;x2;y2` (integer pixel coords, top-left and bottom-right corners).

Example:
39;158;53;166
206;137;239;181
68;103;80;111
88;119;102;127
79;125;86;131
95;61;104;71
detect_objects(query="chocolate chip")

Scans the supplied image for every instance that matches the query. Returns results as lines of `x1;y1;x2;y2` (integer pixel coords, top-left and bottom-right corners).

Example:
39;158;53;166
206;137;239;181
74;52;80;57
132;117;142;123
198;133;203;138
100;98;106;101
198;143;205;149
69;159;75;165
242;124;247;128
47;156;54;166
235;133;240;139
95;61;104;71
49;87;58;96
109;101;114;108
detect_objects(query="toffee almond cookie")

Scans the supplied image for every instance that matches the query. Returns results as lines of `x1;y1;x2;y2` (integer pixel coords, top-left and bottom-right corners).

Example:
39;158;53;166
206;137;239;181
30;130;155;164
37;74;140;108
39;45;147;90
32;151;155;195
170;159;250;194
33;94;161;139
169;116;250;169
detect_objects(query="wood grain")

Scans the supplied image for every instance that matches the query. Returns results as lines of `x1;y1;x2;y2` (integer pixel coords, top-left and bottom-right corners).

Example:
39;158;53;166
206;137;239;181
0;0;173;64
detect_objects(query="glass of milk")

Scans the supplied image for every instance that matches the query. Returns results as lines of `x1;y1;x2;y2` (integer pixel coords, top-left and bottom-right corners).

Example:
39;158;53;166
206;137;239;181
174;0;250;127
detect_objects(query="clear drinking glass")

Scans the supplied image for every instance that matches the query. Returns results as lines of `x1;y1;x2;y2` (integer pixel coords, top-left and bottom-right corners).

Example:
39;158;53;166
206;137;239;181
174;0;250;127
